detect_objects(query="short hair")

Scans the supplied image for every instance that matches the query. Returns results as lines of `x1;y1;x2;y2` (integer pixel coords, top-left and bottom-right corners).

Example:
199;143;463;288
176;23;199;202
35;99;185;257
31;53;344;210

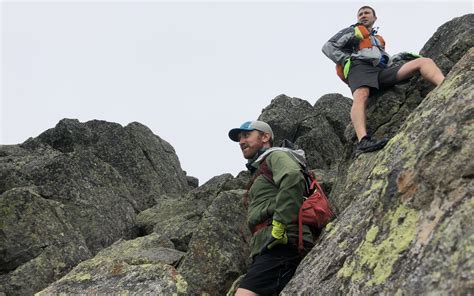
358;6;376;17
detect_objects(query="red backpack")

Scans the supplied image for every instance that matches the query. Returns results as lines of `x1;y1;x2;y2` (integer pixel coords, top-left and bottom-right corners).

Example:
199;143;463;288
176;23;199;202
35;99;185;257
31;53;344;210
246;151;335;251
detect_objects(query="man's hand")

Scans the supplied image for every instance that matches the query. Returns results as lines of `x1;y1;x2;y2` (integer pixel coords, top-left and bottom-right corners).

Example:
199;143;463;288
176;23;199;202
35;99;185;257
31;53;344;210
267;220;288;250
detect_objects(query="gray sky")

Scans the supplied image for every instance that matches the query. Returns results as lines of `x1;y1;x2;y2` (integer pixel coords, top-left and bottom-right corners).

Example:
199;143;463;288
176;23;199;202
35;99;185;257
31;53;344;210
2;0;472;184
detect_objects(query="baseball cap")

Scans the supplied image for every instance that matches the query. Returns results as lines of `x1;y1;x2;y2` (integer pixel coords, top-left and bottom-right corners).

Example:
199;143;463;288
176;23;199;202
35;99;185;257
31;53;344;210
228;120;274;142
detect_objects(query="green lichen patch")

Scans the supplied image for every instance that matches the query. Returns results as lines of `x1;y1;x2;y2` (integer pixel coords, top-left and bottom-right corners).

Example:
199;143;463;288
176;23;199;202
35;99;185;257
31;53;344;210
370;164;390;178
365;226;379;243
337;204;419;287
339;241;348;250
360;179;388;203
325;222;339;239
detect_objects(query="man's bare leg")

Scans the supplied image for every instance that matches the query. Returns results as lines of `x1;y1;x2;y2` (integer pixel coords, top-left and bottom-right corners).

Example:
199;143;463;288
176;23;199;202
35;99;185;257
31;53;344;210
351;86;370;141
396;57;445;86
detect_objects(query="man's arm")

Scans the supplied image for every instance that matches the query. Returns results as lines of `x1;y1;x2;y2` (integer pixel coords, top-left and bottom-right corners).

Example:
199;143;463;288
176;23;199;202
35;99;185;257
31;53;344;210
266;151;305;225
322;26;357;65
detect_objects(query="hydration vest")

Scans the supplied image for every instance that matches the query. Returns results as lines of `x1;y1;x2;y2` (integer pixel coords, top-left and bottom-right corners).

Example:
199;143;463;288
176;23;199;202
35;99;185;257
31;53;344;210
336;25;386;83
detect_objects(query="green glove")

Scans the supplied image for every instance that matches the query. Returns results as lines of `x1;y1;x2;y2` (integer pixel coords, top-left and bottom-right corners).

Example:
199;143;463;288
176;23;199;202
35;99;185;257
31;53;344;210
267;220;288;250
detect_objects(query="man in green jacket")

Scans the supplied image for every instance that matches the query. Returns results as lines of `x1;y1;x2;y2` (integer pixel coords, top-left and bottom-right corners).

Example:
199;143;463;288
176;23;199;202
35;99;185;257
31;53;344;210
228;120;313;296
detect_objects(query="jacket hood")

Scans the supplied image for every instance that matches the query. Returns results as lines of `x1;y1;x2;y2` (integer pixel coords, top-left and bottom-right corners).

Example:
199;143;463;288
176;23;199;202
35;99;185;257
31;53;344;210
253;147;307;167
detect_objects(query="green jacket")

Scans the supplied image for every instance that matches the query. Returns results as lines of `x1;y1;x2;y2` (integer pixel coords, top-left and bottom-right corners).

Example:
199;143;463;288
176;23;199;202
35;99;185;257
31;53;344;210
247;148;313;258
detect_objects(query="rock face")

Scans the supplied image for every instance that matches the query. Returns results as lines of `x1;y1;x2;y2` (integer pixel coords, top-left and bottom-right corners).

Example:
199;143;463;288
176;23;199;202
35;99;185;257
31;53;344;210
35;178;250;295
136;173;239;252
178;190;251;295
259;93;352;171
27;119;190;211
0;120;190;295
37;233;188;295
1;14;472;296
0;188;91;296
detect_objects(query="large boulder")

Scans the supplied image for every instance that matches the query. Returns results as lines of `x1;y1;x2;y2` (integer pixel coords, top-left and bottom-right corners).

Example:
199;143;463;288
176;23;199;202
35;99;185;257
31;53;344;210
281;47;473;295
178;190;251;295
295;93;352;170
0;119;191;295
312;93;352;144
38;233;188;295
258;94;315;145
418;14;474;96
0;144;137;254
0;188;91;296
259;93;352;171
0;143;137;295
136;173;238;251
26;119;190;211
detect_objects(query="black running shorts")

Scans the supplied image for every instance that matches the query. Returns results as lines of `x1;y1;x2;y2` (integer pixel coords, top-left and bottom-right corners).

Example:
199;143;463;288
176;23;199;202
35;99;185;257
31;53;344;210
238;244;302;295
347;60;403;93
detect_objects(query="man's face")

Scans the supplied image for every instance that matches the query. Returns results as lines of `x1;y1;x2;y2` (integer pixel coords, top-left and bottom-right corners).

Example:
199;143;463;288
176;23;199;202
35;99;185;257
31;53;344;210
357;8;377;28
238;130;267;159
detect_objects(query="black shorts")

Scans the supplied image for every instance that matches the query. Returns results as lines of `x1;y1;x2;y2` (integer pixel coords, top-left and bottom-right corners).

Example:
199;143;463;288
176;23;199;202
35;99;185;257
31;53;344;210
347;60;403;93
239;244;302;295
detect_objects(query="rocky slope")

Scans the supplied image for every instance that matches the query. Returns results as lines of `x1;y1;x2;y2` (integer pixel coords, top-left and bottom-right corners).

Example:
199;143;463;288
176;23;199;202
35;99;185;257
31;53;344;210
282;38;474;296
0;120;191;295
0;13;472;296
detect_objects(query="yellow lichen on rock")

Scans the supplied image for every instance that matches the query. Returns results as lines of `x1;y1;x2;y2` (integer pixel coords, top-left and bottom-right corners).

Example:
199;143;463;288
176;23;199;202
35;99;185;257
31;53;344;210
337;204;419;286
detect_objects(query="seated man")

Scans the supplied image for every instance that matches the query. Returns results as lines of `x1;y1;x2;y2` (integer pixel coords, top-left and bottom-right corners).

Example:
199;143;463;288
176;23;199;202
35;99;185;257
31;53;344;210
322;5;445;155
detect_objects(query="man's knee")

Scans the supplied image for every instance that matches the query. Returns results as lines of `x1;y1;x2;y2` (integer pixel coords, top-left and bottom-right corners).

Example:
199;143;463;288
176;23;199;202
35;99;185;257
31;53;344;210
353;87;370;102
419;57;436;66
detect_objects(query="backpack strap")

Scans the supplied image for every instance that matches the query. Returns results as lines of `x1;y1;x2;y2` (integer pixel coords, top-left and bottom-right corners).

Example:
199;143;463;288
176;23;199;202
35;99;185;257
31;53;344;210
376;35;385;49
244;155;274;212
245;155;274;190
298;203;305;251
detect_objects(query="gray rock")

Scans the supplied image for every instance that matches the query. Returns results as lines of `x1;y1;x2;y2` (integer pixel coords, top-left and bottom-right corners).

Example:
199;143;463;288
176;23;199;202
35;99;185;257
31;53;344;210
178;189;251;295
258;94;315;145
137;199;198;251
0;143;138;295
312;93;352;144
1;147;137;254
0;118;191;295
38;233;188;295
295;116;344;170
24;119;190;211
418;13;474;96
0;188;91;296
136;173;236;251
258;93;351;171
186;175;199;188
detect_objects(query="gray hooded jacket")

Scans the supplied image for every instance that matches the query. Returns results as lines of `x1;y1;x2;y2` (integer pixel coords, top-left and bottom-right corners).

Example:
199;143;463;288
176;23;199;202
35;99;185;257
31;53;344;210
322;25;389;67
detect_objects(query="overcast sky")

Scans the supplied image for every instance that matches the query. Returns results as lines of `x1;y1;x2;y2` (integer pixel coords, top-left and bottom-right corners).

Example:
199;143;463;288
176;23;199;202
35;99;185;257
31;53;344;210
2;0;472;184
